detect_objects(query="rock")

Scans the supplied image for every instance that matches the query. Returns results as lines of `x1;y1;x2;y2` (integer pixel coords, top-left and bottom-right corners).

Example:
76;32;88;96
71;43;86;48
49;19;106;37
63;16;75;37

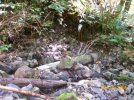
121;70;134;78
57;56;76;70
75;63;93;79
32;87;40;93
29;97;44;100
50;88;70;96
0;70;8;77
73;54;94;65
14;66;34;78
117;96;126;100
7;84;20;90
110;90;119;99
11;61;29;71
128;95;134;100
109;68;121;75
103;71;116;80
118;88;125;95
57;71;70;81
78;80;103;87
81;68;93;78
93;64;101;73
28;59;38;68
125;84;134;94
81;93;93;100
39;70;59;80
16;99;27;100
97;92;107;100
21;84;33;91
2;95;14;100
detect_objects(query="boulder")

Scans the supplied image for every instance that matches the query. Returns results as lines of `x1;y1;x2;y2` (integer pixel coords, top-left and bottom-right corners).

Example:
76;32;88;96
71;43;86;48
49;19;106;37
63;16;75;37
14;66;34;78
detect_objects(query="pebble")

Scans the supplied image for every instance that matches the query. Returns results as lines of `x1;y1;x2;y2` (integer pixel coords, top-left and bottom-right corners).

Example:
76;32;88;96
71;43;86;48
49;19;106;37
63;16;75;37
118;96;126;100
125;84;134;94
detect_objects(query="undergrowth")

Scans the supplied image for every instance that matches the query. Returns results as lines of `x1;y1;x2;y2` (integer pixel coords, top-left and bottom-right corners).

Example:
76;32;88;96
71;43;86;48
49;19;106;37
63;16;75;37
0;0;133;52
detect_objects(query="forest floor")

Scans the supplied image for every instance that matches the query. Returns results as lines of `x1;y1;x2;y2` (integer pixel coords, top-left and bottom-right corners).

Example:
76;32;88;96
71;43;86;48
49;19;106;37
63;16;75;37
0;34;134;100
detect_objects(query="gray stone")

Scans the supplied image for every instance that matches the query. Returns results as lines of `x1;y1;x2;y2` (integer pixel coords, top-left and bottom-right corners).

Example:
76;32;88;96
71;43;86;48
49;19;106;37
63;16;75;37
28;59;38;68
14;66;34;78
125;84;134;94
11;61;29;71
57;71;70;81
93;64;101;73
21;84;33;91
118;88;125;95
110;90;119;99
39;70;59;80
73;54;94;65
81;93;93;100
2;95;14;100
57;56;75;70
121;70;134;78
81;68;93;78
103;71;116;80
128;95;134;100
7;84;20;90
118;96;126;100
0;70;8;77
50;88;69;96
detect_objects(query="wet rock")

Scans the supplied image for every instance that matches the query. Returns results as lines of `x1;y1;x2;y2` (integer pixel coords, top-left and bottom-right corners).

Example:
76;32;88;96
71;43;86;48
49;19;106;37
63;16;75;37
125;84;134;94
14;66;34;78
28;59;38;68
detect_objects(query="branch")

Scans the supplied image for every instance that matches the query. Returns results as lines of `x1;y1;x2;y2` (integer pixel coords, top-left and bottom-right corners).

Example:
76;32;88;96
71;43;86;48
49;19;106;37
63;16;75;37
0;78;67;88
0;84;53;100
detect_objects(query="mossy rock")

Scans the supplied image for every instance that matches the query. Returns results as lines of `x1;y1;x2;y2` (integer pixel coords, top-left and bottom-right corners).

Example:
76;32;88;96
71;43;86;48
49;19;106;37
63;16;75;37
56;92;78;100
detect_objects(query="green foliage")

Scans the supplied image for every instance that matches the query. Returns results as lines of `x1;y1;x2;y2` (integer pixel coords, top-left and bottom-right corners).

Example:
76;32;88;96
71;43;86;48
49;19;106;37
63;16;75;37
115;75;131;81
56;92;78;100
48;0;68;13
0;0;133;51
0;44;12;52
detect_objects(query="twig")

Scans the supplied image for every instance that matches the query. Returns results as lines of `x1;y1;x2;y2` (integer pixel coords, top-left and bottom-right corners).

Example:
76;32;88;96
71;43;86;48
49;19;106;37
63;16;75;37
0;84;53;100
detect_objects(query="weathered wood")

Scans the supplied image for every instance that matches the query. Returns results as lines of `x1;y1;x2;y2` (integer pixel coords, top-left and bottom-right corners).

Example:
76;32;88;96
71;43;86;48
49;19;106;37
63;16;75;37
0;78;67;88
0;84;53;100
